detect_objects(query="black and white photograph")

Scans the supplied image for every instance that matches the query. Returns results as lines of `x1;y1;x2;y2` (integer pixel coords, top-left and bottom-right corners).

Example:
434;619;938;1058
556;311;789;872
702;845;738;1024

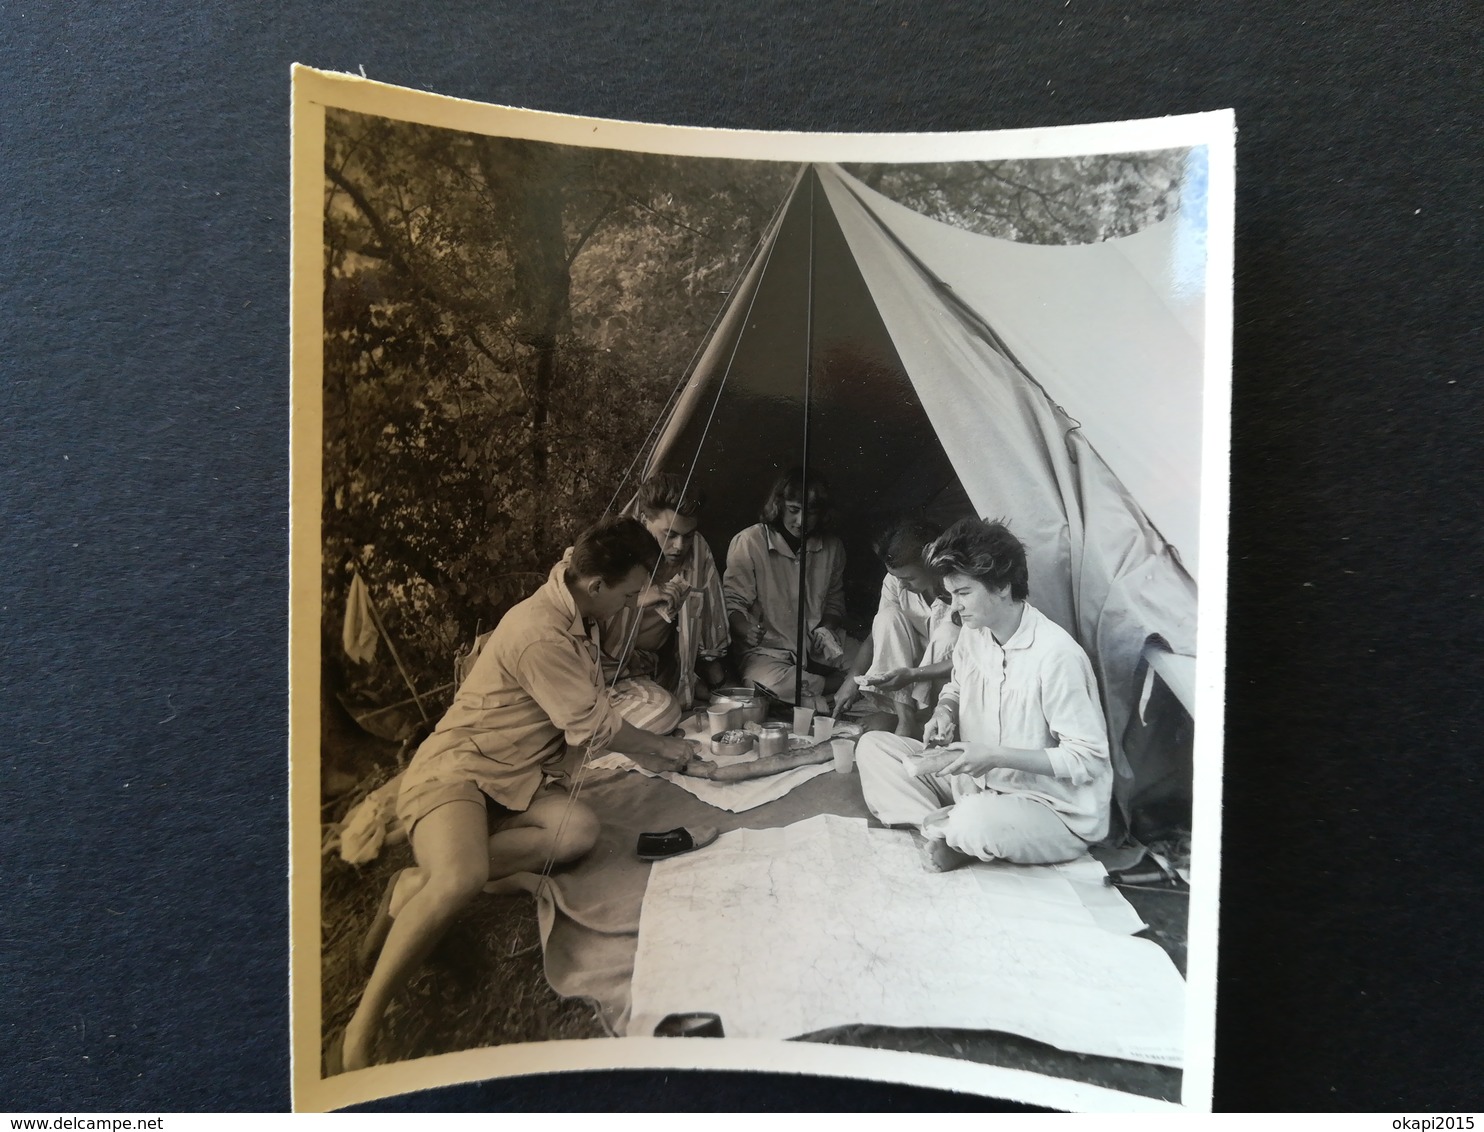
290;69;1233;1114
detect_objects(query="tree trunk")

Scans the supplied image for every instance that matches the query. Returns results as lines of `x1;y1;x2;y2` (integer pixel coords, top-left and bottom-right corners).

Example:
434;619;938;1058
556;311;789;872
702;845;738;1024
473;138;572;519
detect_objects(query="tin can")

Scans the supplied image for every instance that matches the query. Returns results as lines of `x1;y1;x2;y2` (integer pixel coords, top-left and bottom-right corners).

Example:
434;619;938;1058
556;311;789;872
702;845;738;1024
758;722;790;758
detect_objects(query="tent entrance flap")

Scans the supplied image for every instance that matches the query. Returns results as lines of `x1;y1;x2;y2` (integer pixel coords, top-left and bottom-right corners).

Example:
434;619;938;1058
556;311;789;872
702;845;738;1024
822;166;1206;575
641;162;1201;822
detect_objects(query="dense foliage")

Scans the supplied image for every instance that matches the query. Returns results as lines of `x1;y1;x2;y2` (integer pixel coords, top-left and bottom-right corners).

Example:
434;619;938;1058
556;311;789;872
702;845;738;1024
322;111;795;712
845;152;1190;244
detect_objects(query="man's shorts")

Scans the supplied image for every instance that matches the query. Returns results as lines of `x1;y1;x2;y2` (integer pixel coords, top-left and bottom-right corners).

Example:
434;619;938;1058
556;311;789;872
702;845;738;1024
396;776;522;842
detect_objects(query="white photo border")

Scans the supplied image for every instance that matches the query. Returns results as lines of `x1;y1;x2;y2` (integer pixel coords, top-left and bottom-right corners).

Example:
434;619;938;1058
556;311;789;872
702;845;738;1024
289;64;1234;1114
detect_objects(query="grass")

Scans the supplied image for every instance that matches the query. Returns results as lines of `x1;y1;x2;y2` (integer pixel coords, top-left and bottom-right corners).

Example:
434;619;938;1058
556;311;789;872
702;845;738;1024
319;760;604;1077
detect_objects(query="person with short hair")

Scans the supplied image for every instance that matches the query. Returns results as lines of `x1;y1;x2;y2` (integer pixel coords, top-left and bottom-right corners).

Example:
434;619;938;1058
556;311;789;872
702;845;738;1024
341;517;699;1071
722;467;849;706
598;472;730;714
833;516;961;738
856;518;1111;870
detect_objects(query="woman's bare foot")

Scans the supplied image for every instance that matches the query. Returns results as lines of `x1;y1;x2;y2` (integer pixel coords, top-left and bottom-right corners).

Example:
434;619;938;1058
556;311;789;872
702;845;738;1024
920;837;973;873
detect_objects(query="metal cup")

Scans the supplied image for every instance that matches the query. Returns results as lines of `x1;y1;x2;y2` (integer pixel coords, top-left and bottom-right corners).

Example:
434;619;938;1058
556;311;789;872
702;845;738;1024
708;695;740;729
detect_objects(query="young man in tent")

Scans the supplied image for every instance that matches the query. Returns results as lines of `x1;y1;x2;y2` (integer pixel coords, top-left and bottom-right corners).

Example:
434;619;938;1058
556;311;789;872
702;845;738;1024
599;473;730;717
855;518;1112;870
722;467;850;706
341;517;700;1071
833;516;961;738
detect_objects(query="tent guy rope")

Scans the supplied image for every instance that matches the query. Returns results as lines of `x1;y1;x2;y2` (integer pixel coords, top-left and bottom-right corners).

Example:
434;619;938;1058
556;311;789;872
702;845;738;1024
531;170;805;887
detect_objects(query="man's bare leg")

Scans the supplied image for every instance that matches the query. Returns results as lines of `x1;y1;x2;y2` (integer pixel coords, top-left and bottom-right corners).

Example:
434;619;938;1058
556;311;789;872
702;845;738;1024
894;699;928;738
344;793;599;1069
852;701;923;738
387;792;600;903
858;709;901;734
343;799;490;1071
481;791;599;895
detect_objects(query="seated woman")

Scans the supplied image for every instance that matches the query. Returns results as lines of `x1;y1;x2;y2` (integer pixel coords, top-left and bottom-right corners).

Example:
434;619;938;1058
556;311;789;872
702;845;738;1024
599;472;730;719
833;516;961;738
341;518;698;1071
722;467;849;706
856;518;1111;870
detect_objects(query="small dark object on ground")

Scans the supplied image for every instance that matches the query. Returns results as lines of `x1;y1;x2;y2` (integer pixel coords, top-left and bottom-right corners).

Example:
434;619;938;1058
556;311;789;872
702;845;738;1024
654;1012;725;1038
636;826;719;861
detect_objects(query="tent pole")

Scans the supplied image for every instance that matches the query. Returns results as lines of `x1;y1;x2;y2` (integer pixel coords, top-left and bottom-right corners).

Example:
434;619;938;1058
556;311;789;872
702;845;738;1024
795;170;817;708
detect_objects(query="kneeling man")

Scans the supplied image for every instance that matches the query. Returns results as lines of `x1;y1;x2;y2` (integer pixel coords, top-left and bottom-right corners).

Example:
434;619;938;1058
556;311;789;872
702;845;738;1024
856;518;1110;870
343;517;698;1070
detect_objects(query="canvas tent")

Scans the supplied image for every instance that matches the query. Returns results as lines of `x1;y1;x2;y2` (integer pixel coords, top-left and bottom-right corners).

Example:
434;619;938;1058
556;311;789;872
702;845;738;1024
637;163;1205;829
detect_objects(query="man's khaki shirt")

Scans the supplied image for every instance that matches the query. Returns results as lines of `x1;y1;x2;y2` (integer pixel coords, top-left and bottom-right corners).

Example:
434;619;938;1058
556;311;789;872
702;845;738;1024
400;562;622;812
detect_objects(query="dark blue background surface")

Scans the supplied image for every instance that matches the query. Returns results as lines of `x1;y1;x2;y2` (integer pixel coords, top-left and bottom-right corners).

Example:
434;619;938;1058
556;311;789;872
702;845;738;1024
2;1;1480;1112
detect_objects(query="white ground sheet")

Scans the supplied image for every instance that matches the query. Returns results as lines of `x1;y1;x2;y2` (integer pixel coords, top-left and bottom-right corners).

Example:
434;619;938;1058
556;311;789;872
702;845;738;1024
586;749;833;812
630;814;1184;1066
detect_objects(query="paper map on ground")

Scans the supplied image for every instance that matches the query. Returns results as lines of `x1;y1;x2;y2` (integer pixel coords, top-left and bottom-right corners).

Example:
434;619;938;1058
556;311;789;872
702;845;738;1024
586;751;833;812
630;814;1185;1066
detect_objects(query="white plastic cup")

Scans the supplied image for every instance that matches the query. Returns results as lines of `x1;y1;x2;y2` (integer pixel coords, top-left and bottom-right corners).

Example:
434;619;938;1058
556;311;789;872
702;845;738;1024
792;705;815;736
812;716;833;743
706;707;731;748
832;738;856;774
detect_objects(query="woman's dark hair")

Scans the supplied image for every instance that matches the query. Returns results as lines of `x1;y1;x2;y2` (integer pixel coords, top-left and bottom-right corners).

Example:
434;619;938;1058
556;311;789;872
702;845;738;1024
871;516;944;570
567;516;660;585
924;517;1029;602
759;466;832;528
635;472;706;519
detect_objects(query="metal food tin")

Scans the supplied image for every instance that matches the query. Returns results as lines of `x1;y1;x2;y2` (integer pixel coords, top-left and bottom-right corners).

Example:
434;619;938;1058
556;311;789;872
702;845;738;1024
758;722;789;757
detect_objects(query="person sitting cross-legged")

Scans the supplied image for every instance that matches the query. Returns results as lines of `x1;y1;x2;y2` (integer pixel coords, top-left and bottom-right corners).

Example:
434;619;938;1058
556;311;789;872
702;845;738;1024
832;516;961;738
723;467;850;707
856;517;1111;871
341;517;699;1072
